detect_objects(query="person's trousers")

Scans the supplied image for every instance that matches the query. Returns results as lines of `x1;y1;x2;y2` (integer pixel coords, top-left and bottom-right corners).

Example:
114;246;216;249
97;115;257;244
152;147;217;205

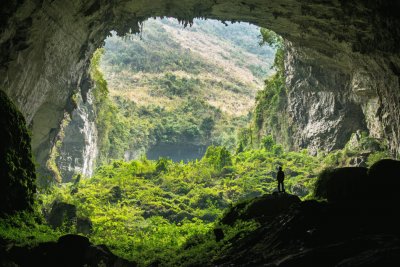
278;181;285;192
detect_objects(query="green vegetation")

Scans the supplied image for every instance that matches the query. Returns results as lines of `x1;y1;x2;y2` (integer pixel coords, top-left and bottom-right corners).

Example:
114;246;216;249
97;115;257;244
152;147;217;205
0;136;392;265
37;142;320;266
95;18;275;163
12;131;388;265
253;29;291;147
0;211;60;245
320;131;390;168
45;112;71;184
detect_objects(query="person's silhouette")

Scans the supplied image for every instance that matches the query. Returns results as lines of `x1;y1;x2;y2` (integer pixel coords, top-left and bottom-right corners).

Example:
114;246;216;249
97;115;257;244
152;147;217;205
276;166;285;193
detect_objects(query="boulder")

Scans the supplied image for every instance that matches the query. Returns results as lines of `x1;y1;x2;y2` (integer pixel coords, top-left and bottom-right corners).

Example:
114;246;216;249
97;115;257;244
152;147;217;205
368;159;400;200
109;186;123;203
214;228;225;242
291;183;309;197
314;167;368;202
7;234;137;267
47;201;77;229
315;160;400;202
76;217;93;234
221;193;300;225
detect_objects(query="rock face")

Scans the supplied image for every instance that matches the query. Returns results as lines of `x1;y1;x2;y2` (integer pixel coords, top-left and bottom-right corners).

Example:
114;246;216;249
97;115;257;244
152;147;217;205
56;91;98;182
209;191;400;266
284;42;368;153
0;0;400;176
314;159;400;202
368;159;400;200
46;201;93;234
221;192;301;225
0;90;36;215
46;201;77;229
314;167;369;202
2;234;137;267
76;217;93;235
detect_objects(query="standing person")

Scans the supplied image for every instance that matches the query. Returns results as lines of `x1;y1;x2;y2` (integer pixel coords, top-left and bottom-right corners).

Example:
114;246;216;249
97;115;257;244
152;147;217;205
277;166;285;193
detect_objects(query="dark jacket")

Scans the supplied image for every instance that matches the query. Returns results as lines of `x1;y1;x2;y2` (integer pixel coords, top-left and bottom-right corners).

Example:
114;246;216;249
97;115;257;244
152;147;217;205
277;170;284;182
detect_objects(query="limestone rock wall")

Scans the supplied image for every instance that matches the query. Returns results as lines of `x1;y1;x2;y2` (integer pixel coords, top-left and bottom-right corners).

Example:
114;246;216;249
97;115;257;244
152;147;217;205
283;43;368;153
282;38;400;154
0;0;399;178
55;91;98;182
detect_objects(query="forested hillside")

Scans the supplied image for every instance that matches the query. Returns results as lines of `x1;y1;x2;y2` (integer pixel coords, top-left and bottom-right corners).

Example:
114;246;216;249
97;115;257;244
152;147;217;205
97;18;275;163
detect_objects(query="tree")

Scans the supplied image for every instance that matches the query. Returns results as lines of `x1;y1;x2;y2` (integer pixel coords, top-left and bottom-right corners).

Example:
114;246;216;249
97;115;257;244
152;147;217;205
261;135;275;151
156;157;171;173
200;117;215;137
203;146;232;171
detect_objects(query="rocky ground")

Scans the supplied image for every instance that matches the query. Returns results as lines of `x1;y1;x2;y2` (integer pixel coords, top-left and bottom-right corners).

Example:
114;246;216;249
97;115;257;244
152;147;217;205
0;234;136;267
213;194;400;266
208;160;400;266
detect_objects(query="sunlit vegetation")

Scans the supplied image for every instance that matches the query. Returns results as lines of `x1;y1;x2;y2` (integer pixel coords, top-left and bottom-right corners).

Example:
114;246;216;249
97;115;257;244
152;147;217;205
36;141;321;265
95;18;275;163
253;29;292;147
11;131;388;266
1;133;392;265
43;112;72;186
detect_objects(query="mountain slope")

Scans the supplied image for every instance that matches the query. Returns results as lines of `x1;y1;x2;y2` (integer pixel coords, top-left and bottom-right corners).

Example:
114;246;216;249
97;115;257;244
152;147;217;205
96;18;275;162
101;18;274;116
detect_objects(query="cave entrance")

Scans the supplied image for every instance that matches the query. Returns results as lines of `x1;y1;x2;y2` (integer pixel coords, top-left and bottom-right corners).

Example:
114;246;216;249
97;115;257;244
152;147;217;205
54;17;278;181
2;1;397;186
1;2;400;266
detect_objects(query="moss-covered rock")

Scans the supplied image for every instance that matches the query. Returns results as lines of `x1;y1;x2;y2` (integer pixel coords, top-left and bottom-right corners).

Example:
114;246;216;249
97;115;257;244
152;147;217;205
0;90;36;215
221;193;300;225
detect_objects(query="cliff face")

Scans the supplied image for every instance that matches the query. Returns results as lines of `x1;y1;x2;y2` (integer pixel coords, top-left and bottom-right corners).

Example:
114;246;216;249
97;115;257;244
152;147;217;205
1;0;399;175
282;40;399;154
283;43;368;154
0;90;36;214
55;91;97;182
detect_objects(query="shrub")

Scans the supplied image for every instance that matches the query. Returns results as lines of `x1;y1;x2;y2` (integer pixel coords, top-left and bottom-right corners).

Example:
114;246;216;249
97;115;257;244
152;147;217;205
261;135;275;151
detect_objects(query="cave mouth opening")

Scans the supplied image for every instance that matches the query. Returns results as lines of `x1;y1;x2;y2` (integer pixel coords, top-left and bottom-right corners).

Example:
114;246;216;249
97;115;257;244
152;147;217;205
1;1;400;266
100;17;276;160
52;17;278;183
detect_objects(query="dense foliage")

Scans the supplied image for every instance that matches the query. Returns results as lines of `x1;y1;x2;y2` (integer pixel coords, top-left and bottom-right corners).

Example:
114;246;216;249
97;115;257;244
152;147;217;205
94;18;275;164
0;136;392;265
38;142;321;266
7;131;388;266
253;29;292;148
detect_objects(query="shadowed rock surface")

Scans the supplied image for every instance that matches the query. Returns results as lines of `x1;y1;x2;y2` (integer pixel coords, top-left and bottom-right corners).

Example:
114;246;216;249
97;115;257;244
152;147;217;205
221;193;301;226
314;167;369;202
212;195;400;266
188;160;400;266
0;90;36;215
314;159;400;202
46;201;77;229
1;234;137;267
